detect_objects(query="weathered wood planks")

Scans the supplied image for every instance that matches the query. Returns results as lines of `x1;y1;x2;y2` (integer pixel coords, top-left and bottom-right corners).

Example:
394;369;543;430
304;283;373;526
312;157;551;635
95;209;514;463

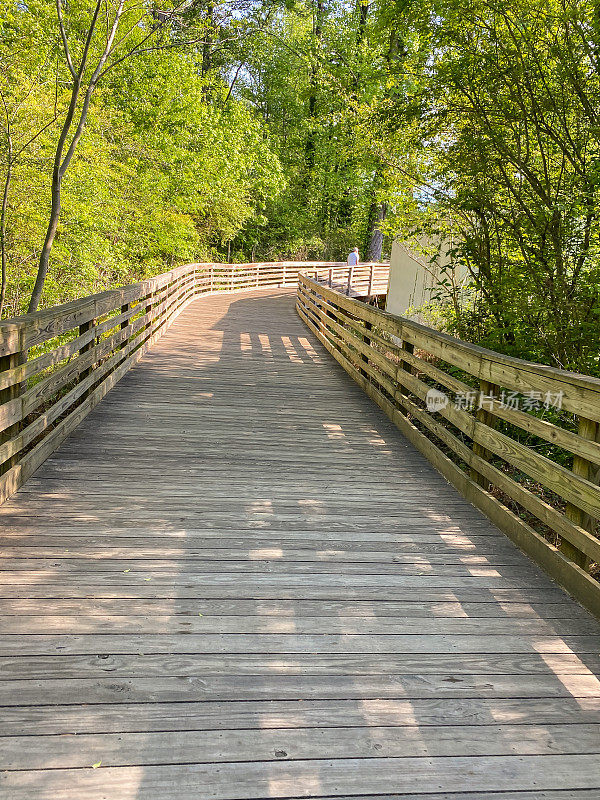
297;274;600;616
1;287;600;798
0;263;389;506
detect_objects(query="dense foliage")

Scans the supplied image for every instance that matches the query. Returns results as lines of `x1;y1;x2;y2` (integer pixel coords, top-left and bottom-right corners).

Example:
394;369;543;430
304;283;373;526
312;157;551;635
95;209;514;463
0;0;282;315
1;0;599;373
381;0;600;372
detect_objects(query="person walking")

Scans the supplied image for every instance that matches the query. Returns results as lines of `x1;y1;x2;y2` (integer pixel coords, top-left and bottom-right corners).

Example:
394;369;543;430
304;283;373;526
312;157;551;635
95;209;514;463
345;247;359;296
347;247;359;266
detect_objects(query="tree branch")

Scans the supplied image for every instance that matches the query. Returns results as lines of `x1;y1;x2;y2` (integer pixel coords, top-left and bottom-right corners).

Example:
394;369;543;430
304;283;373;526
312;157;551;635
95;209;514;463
56;0;77;79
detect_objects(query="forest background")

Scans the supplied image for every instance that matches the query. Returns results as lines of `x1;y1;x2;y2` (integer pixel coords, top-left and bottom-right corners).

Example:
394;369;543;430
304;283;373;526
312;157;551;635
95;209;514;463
2;0;600;375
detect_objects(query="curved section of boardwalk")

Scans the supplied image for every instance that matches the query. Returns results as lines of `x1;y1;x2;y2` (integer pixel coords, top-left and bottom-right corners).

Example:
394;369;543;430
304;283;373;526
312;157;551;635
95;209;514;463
1;288;600;798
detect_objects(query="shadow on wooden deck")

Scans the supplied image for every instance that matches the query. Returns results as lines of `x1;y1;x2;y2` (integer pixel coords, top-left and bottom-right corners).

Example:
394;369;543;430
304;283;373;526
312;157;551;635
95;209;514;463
1;289;600;798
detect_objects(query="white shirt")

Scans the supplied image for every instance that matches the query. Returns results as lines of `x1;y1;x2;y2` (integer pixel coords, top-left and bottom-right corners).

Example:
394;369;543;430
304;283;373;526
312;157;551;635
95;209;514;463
347;251;359;266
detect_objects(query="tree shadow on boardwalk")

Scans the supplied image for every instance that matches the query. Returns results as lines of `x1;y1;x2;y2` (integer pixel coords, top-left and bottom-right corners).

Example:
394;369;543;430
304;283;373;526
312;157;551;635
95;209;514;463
1;289;600;798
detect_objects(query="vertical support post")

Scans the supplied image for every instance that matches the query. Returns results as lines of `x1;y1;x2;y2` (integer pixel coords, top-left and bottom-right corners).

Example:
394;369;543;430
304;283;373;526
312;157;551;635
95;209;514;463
230;265;234;292
79;319;96;382
360;321;372;379
144;285;155;343
256;263;259;288
470;380;499;489
170;276;177;318
400;340;414;376
328;268;333;288
367;264;374;299
173;275;180;313
170;275;177;316
396;338;414;407
346;265;353;296
282;263;287;286
562;416;598;570
210;264;214;294
119;303;131;352
0;350;23;476
163;281;171;328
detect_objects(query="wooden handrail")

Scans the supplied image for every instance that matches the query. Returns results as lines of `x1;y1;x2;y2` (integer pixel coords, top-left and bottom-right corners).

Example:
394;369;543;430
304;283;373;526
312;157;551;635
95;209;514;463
297;271;600;618
0;261;387;506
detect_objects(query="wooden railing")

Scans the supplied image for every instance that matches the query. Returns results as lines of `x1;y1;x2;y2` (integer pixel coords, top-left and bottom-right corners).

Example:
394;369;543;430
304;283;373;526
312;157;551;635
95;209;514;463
303;263;390;298
0;260;386;506
297;271;600;617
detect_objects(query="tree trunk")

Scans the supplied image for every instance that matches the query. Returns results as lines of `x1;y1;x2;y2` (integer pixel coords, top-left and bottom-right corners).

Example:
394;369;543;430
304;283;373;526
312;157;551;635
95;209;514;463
202;2;214;99
304;0;325;193
353;1;369;93
27;0;105;312
28;172;61;313
0;150;11;319
366;201;387;261
357;1;369;45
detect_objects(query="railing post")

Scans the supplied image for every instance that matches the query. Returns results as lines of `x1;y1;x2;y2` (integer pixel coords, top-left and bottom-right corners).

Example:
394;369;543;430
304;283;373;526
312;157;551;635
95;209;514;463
328;268;333;288
79;319;96;382
282;263;287;286
0;349;23;476
400;340;414;376
145;284;155;338
119;303;131;351
395;338;415;407
346;265;353;296
360;321;372;379
368;264;374;299
469;380;499;489
562;416;598;569
230;265;234;292
210;264;214;294
256;264;259;288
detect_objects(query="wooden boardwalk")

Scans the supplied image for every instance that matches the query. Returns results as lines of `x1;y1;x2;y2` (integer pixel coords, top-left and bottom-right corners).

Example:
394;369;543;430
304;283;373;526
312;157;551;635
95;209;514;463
1;287;600;799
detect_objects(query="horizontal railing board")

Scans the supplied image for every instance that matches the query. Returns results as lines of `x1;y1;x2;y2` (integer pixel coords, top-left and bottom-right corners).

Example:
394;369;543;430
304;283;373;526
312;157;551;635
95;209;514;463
302;279;600;420
0;262;389;507
335;309;600;469
303;292;600;525
297;272;600;618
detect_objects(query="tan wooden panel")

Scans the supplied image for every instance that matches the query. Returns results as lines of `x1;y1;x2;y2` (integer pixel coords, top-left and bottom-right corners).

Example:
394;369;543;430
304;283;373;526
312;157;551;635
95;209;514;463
3;613;596;635
299;274;600;418
2;724;599;770
297;296;600;615
4;672;600;706
1;285;600;798
300;291;600;521
0;597;588;620
2;651;597;679
3;754;600;799
3;696;600;736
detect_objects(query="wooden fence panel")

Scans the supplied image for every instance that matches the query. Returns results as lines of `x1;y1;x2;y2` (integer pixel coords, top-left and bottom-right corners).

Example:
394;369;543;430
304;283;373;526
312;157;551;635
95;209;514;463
296;271;600;618
0;262;388;506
